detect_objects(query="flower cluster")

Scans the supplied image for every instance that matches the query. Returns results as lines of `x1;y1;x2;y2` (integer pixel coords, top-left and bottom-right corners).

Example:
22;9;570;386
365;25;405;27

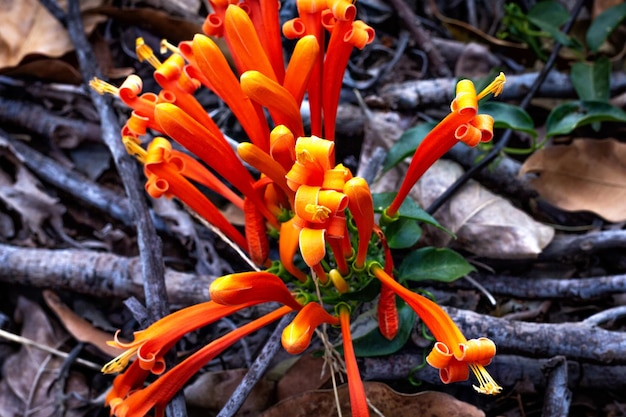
91;1;506;416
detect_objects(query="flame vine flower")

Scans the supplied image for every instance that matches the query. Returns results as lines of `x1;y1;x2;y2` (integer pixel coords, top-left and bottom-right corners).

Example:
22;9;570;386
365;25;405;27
92;1;506;416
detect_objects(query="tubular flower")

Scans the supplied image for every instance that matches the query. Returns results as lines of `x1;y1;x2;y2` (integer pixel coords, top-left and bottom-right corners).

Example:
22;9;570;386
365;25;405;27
339;306;370;417
282;302;340;354
282;136;360;279
209;271;304;311
143;138;248;250
370;264;502;395
101;300;253;375
94;1;506;416
107;306;293;417
384;73;506;220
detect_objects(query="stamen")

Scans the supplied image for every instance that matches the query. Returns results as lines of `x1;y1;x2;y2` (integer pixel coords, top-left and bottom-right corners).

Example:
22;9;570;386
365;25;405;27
477;72;506;100
102;348;137;374
136;38;162;69
305;204;331;221
160;39;181;55
122;136;147;163
470;363;502;395
89;77;119;96
296;149;315;164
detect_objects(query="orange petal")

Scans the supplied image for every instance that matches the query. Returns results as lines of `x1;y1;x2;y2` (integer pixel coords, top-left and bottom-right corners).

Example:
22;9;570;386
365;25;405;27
154;103;277;228
371;265;467;357
237;142;294;201
470;114;495;144
343;177;374;268
270;125;296;171
299;227;326;267
170;149;244;210
143;138;248;249
279;218;309;282
283;35;320;105
103;300;251;374
210;271;303;311
242;0;285;82
224;4;277;81
240;70;304;138
188;34;270;151
385;110;473;218
108;306;292;417
243;196;270;266
282;302;339;354
339;307;370;417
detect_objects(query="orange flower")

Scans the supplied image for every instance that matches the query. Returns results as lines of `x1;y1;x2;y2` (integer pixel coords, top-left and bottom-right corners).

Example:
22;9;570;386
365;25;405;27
371;264;501;395
322;3;374;139
143;138;248;250
182;34;270;151
153;103;278;228
343;177;374;269
339;305;370;417
107;306;293;417
209;271;304;311
282;302;339;354
385;73;505;220
102;300;251;375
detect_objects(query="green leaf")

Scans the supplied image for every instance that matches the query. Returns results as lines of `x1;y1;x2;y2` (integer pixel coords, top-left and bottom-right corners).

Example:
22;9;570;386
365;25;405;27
372;192;442;230
386;217;422;249
352;300;417;357
527;1;573;46
546;100;626;137
479;102;536;137
570;58;610;102
586;3;626;52
383;122;437;172
399;247;475;283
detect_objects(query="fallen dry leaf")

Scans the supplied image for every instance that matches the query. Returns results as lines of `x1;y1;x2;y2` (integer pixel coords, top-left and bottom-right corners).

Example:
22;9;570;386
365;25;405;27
275;353;331;401
0;297;90;417
0;0;105;69
520;138;626;222
415;160;554;258
0;148;65;245
184;369;275;416
43;290;121;358
262;382;485;417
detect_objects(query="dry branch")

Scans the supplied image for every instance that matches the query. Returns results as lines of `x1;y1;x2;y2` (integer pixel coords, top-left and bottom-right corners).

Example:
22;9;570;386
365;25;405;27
0;243;211;306
380;71;626;110
455;271;626;299
362;353;626;391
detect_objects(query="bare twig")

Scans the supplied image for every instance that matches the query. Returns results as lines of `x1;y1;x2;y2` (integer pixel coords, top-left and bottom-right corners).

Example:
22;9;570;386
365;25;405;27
216;313;295;417
387;0;452;78
0;243;212;306
0;97;102;143
454;271;626;300
361;353;626;391
0;328;101;371
582;306;626;326
541;356;571;417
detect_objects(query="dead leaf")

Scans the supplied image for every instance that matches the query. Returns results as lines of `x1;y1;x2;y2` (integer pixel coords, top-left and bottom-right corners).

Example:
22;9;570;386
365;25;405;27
184;369;275;416
415;160;554;258
0;150;65;245
520;138;626;222
43;290;121;358
0;0;106;69
87;6;203;44
276;354;331;401
262;382;485;417
0;297;90;417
